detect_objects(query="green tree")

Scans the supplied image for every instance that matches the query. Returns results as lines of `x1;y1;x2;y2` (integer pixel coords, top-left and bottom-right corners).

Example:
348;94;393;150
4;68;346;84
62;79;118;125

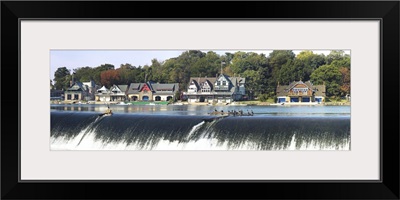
295;50;326;80
326;50;346;64
310;64;342;97
73;66;94;82
53;67;71;90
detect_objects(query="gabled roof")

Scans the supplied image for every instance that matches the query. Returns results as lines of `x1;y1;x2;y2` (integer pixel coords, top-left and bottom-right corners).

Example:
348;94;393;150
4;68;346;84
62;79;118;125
188;75;245;92
217;74;233;86
189;77;217;91
67;82;86;91
189;80;200;89
200;80;213;90
190;77;217;85
110;84;128;93
118;85;128;93
276;85;288;96
127;82;179;94
276;80;326;97
140;83;154;92
127;83;142;94
229;77;246;86
97;85;108;91
145;82;154;91
287;81;313;91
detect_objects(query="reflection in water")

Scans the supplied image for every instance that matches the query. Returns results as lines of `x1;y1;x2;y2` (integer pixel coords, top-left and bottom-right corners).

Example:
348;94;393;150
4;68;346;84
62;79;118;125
51;104;350;117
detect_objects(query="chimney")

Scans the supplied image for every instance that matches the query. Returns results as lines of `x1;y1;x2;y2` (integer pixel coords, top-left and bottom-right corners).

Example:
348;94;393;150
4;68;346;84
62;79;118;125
70;72;76;87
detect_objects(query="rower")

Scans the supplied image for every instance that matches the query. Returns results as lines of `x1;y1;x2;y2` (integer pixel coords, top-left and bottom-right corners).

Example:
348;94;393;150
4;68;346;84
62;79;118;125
106;105;112;114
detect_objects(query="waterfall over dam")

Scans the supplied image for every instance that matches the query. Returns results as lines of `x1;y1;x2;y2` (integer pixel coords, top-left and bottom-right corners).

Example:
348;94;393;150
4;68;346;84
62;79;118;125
51;112;350;150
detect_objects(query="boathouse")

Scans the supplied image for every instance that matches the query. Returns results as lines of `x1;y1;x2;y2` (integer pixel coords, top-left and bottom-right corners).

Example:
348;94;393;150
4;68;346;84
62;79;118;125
64;77;96;102
183;74;246;104
126;82;179;102
276;80;325;103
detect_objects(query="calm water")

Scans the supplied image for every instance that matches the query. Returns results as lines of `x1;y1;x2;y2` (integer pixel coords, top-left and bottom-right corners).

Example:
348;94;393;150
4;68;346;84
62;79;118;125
51;104;350;117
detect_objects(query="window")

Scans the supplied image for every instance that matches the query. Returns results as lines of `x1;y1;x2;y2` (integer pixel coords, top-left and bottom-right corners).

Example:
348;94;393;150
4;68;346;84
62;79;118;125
223;81;226;85
216;81;220;86
67;94;71;100
74;94;79;100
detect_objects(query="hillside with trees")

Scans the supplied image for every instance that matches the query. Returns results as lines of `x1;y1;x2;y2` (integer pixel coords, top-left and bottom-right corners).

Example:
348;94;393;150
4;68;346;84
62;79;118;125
52;50;350;100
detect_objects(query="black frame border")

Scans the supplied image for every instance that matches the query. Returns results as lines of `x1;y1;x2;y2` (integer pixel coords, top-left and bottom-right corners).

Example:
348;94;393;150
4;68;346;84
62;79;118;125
2;1;399;199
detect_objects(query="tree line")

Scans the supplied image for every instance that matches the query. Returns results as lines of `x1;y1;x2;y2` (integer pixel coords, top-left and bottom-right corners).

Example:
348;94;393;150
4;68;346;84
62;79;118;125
52;50;350;99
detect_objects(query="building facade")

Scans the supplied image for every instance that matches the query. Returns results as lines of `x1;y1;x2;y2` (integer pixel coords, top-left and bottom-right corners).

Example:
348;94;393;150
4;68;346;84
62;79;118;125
110;84;128;102
64;81;95;102
183;74;246;104
95;86;111;102
276;80;325;104
127;82;179;102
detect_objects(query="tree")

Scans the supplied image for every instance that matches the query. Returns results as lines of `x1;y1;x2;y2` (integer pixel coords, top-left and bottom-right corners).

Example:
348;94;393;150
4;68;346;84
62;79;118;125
100;70;120;88
310;64;342;97
339;67;350;96
326;50;346;64
74;66;94;82
278;59;304;84
53;67;71;90
242;70;261;99
295;50;326;80
267;50;296;93
93;64;115;85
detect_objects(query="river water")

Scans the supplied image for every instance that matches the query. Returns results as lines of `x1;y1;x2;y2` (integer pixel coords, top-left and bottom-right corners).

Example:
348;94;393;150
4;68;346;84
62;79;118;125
50;104;350;150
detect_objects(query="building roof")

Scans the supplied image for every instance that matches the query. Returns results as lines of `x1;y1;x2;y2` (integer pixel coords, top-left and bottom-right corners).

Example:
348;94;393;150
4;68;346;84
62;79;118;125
127;83;142;94
276;84;287;96
97;86;108;91
276;80;326;97
127;82;179;94
187;75;245;93
66;82;86;92
117;85;128;93
189;77;217;86
189;80;200;89
152;83;176;91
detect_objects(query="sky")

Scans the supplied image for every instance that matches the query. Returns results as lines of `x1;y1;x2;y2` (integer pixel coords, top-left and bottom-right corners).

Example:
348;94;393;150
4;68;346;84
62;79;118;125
50;50;350;81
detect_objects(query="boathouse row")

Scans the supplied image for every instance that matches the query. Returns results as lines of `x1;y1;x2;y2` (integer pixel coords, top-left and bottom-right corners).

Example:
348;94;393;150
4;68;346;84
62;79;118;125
63;80;179;102
183;74;246;104
276;80;326;103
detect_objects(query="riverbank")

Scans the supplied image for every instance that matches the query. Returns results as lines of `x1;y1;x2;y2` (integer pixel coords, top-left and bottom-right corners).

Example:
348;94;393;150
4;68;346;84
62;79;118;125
51;100;350;106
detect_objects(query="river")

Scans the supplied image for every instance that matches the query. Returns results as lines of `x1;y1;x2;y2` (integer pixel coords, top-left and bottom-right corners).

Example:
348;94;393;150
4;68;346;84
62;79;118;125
50;104;350;150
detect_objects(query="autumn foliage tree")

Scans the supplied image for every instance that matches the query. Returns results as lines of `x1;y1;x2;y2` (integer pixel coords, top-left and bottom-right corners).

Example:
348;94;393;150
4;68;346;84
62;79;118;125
339;67;350;96
100;70;120;88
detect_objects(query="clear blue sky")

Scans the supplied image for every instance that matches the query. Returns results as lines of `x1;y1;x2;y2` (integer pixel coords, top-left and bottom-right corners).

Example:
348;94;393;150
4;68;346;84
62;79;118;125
50;50;350;80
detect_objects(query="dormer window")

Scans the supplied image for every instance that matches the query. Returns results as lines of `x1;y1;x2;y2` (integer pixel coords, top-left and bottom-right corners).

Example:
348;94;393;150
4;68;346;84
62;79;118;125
223;81;226;85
